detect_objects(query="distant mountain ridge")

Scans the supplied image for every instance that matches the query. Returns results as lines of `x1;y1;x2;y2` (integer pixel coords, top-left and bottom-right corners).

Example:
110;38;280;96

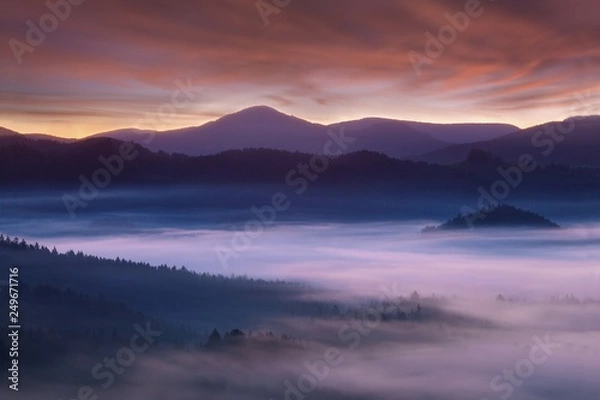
0;126;75;143
3;108;599;166
1;106;518;159
91;106;517;158
330;118;518;143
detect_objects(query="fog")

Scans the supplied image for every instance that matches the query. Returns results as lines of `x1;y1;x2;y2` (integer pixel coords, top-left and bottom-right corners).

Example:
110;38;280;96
14;300;600;399
2;187;599;399
27;222;596;299
2;187;599;299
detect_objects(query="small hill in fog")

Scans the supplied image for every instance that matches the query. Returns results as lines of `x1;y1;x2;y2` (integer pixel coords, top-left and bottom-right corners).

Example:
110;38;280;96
423;205;561;232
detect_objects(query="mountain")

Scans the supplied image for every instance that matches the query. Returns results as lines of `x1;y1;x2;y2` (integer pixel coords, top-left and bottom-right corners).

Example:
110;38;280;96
24;133;76;143
0;133;75;154
90;106;516;158
412;116;600;166
93;106;330;155
332;118;517;144
423;205;561;232
404;121;518;143
2;110;597;165
0;126;75;143
335;121;451;158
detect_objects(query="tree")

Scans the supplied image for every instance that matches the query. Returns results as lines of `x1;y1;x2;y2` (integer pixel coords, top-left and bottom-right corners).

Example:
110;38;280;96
206;329;222;347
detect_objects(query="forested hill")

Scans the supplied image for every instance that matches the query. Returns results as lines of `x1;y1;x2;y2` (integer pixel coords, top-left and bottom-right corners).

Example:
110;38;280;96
0;234;323;329
0;235;437;368
423;205;561;232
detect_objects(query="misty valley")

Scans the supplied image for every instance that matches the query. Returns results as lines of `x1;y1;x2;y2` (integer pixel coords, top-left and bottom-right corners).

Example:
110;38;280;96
1;182;600;399
2;4;600;393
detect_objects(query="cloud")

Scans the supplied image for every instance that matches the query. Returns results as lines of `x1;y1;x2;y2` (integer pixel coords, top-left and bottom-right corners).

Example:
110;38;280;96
1;0;598;136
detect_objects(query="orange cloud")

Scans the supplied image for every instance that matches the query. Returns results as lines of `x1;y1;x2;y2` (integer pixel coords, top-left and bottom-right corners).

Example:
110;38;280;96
0;0;598;137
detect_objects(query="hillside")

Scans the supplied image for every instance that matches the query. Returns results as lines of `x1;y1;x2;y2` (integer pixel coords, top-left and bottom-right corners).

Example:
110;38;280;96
412;116;600;166
2;135;600;201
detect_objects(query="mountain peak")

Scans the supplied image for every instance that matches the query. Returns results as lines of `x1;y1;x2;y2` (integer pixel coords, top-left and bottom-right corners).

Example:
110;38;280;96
223;105;288;119
214;105;314;129
240;105;281;113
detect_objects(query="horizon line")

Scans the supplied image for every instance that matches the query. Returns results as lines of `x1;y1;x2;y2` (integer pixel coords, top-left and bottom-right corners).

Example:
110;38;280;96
2;105;599;140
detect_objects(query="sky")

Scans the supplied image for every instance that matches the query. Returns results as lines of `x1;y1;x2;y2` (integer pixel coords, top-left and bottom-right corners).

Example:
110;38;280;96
1;0;599;138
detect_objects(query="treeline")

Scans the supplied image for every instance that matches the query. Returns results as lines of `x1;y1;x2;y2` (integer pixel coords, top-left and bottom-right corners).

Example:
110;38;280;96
495;293;600;304
1;237;439;337
0;235;331;329
0;233;293;287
